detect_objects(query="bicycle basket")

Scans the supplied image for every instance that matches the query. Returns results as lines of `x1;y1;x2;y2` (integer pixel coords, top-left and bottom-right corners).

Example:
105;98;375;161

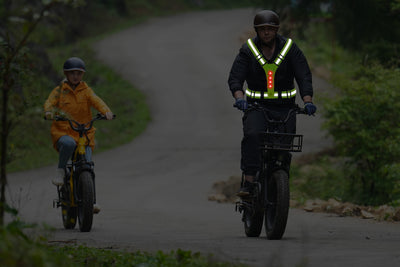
260;132;303;152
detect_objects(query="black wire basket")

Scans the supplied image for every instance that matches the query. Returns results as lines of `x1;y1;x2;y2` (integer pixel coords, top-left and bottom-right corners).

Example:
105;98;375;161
260;132;303;152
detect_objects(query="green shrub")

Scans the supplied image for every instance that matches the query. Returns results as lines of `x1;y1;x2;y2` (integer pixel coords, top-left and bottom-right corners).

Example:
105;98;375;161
323;64;400;205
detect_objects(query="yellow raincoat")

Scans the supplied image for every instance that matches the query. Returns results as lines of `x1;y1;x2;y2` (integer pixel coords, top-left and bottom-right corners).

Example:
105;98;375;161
44;81;111;151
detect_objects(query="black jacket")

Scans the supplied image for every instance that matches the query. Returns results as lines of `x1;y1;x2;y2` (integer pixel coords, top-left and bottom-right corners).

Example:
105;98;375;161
228;34;313;106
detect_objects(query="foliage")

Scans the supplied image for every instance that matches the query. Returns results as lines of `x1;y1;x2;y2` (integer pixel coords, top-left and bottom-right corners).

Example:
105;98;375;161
0;209;245;267
322;64;400;205
0;0;89;225
0;206;60;267
331;0;400;67
294;7;400;206
291;154;349;203
51;246;245;267
280;0;400;67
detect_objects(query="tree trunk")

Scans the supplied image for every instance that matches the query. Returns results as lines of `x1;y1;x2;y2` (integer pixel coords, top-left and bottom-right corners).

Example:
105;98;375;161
0;75;10;226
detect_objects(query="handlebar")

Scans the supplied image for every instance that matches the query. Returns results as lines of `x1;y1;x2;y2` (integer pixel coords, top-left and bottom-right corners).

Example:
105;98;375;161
234;102;307;124
45;113;116;134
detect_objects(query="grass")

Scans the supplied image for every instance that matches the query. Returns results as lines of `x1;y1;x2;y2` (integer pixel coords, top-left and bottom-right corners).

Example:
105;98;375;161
1;206;247;267
50;246;246;267
6;39;151;172
1;230;246;267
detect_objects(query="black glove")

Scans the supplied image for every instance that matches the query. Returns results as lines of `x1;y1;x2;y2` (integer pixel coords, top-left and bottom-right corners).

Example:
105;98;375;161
234;98;248;111
304;102;317;115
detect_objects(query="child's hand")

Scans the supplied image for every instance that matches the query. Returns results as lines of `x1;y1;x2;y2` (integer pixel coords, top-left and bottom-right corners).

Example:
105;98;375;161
45;111;53;120
105;112;114;120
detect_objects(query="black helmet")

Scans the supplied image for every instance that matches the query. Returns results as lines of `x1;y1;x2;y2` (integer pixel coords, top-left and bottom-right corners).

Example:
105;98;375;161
253;10;280;28
63;57;86;72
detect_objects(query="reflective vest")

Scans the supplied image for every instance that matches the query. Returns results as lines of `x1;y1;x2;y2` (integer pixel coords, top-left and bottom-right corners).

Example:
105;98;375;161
246;38;296;99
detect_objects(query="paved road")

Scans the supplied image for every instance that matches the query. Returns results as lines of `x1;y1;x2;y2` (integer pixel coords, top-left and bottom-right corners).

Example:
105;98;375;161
7;8;400;267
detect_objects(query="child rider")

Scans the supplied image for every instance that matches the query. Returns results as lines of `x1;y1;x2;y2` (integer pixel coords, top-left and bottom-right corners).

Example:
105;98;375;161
44;57;114;189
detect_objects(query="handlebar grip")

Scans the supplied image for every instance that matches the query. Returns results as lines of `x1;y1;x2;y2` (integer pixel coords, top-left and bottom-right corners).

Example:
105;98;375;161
297;108;306;114
44;115;67;121
97;113;116;120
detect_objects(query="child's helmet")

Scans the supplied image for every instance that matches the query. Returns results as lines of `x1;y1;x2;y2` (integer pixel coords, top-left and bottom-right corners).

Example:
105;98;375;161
63;57;86;72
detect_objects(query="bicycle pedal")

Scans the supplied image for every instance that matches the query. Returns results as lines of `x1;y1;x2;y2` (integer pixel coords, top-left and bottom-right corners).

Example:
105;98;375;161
93;205;101;214
53;199;60;208
235;202;244;213
236;191;251;198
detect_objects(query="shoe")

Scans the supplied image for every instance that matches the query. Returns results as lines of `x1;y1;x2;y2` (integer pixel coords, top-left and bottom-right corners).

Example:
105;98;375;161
93;204;101;214
236;181;254;197
236;187;252;197
52;168;65;186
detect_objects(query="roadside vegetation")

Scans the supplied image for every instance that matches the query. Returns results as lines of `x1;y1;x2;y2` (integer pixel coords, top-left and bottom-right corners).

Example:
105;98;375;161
289;1;400;209
1;211;245;267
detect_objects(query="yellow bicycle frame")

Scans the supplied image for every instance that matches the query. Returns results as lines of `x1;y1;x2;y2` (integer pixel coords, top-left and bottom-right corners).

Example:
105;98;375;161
66;136;87;207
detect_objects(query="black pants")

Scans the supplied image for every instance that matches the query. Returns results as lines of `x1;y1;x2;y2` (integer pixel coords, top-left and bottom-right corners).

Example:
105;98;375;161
241;106;296;176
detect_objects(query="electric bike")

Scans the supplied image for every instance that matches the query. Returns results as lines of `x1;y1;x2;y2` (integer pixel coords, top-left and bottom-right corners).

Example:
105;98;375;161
236;103;306;239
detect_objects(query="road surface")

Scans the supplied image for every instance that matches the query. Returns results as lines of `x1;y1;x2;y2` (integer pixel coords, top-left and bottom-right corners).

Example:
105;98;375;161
7;8;400;267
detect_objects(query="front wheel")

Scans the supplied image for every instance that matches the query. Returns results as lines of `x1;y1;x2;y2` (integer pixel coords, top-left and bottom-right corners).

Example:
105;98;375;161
243;204;264;237
243;183;264;237
77;171;94;232
264;169;289;240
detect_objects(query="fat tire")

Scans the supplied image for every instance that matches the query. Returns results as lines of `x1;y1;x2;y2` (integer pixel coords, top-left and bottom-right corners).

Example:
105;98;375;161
77;171;94;232
243;182;264;237
61;206;77;229
60;185;77;229
265;169;289;240
244;205;264;237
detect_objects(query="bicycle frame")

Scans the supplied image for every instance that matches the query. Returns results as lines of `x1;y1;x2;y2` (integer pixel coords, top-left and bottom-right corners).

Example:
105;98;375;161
64;135;95;208
47;113;114;231
54;115;103;209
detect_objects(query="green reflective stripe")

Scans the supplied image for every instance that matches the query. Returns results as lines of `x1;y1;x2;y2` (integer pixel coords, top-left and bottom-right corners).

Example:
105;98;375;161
246;89;279;99
247;39;266;65
246;38;295;100
245;88;296;99
280;88;297;98
274;38;293;65
247;38;293;67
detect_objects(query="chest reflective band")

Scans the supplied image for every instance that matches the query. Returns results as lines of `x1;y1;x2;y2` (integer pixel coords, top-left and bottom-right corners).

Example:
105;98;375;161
246;38;295;99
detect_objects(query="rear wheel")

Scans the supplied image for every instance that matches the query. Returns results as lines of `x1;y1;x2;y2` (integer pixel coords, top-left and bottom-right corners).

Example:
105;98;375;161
264;169;289;240
61;206;77;229
60;185;77;229
77;171;94;232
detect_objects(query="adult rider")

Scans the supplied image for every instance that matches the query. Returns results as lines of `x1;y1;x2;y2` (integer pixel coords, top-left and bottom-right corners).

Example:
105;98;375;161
228;10;317;196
